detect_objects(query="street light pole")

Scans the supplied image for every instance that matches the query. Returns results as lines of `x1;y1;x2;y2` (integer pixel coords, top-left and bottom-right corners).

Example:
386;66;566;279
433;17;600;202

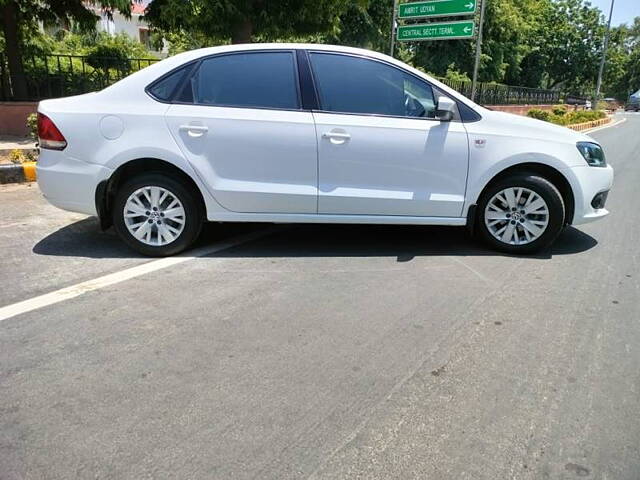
471;0;487;102
389;0;399;57
594;0;616;108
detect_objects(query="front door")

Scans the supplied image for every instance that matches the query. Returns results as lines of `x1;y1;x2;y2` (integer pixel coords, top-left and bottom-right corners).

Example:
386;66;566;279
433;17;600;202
165;51;318;214
308;52;469;217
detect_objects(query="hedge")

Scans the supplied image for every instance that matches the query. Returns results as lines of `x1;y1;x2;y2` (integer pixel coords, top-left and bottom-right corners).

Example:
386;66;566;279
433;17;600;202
527;107;606;126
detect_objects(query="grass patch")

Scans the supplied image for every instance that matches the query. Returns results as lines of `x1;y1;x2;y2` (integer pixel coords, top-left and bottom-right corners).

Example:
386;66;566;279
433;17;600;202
527;107;606;126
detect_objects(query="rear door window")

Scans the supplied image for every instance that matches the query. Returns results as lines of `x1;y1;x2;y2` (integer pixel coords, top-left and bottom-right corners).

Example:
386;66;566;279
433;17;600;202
188;52;300;110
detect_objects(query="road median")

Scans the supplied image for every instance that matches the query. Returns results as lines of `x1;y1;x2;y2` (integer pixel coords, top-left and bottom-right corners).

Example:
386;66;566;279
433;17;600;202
0;161;37;184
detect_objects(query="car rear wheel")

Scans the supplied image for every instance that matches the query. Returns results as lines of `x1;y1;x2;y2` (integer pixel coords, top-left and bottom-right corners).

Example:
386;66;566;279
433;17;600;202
113;173;203;256
476;174;565;254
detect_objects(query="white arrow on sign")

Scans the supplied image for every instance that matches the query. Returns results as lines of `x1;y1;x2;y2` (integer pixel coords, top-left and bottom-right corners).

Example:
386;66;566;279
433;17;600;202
465;2;475;9
463;26;472;33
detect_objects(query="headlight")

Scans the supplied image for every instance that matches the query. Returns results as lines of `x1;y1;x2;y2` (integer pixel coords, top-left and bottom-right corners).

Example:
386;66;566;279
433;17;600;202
577;142;606;167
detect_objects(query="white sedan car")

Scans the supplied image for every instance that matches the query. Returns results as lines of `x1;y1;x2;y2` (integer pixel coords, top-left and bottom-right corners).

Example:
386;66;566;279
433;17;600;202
37;44;613;256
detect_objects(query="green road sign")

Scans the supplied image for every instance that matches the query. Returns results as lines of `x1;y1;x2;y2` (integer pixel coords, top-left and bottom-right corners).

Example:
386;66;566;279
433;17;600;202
398;0;477;19
397;20;475;41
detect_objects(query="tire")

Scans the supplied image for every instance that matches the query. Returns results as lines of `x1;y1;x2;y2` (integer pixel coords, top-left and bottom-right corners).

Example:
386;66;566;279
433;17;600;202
112;172;204;256
476;173;565;254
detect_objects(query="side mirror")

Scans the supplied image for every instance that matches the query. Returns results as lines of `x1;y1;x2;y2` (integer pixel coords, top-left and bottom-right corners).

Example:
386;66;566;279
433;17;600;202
436;96;456;122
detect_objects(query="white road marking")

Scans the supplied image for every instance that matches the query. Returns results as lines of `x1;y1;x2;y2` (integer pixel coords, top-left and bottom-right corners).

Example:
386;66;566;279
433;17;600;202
586;117;627;135
450;257;495;284
0;227;277;323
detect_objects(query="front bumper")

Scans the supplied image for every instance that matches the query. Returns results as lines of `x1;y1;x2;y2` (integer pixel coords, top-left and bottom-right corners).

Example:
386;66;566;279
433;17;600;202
568;164;614;225
37;150;113;216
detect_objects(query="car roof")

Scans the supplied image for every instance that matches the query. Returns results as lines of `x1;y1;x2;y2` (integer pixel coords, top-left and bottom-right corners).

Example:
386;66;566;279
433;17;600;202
103;43;481;110
178;43;387;59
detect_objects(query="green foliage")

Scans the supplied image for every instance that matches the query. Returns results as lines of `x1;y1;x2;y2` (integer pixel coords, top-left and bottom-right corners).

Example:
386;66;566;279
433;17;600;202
326;0;392;52
26;113;38;141
602;18;640;100
527;109;551;121
528;108;606;126
570;110;606;122
521;0;604;92
9;31;158;100
144;0;352;45
551;105;568;116
444;65;471;83
404;1;637;99
20;0;131;33
1;0;134;98
48;32;154;58
410;0;546;84
9;149;25;164
3;0;639;103
151;30;218;55
8;149;36;163
86;44;131;72
81;33;155;72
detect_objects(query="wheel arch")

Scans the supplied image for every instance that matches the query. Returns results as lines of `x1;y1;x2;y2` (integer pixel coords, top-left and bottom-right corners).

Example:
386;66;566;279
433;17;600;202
471;162;575;226
95;157;207;230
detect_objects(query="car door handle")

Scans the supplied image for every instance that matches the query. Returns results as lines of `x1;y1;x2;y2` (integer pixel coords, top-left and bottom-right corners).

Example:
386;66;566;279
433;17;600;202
179;124;208;137
322;131;351;140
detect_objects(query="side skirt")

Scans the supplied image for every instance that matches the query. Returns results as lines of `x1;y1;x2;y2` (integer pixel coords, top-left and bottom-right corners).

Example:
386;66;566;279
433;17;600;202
206;212;467;226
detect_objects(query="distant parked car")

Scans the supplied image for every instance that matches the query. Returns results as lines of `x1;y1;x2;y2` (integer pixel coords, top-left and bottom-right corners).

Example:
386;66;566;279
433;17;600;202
625;92;639;112
36;44;613;256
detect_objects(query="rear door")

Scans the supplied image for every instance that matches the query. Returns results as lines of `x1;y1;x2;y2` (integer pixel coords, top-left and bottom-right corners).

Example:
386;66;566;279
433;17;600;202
163;51;318;214
308;52;469;217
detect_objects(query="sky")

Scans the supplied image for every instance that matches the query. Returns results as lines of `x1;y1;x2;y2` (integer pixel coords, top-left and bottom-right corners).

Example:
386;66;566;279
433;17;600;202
588;0;640;26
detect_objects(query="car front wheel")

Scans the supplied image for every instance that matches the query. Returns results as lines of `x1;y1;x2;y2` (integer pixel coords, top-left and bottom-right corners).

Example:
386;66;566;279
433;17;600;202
476;174;565;254
113;173;203;256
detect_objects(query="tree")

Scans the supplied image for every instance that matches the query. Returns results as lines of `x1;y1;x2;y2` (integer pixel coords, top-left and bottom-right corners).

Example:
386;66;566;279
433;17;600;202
602;24;633;99
327;0;392;52
393;0;612;95
144;0;352;46
604;17;640;100
520;0;604;93
409;0;548;84
0;0;131;100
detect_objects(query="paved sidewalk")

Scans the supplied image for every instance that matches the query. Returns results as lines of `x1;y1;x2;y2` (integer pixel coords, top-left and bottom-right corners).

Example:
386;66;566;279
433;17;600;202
0;136;37;165
0;135;36;150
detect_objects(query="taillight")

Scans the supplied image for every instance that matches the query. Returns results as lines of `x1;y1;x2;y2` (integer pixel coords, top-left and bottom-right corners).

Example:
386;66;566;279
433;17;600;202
37;113;67;150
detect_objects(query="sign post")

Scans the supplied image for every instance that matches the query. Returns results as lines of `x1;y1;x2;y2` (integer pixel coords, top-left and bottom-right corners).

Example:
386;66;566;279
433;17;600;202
390;0;399;56
594;0;616;108
398;0;477;19
470;0;486;101
394;0;483;97
396;20;474;42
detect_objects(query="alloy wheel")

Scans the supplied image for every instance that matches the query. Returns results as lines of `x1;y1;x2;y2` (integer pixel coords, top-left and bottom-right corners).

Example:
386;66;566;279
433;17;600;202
484;187;550;245
123;186;186;246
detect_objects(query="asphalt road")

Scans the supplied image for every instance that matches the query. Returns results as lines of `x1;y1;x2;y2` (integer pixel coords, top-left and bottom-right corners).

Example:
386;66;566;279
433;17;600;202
1;114;639;480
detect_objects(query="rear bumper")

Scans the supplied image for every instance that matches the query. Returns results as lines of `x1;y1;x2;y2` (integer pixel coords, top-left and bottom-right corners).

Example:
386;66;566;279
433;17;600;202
36;150;113;216
568;164;614;225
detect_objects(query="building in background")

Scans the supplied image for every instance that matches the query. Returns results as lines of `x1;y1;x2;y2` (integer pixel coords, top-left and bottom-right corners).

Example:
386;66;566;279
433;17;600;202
43;1;165;55
91;0;166;55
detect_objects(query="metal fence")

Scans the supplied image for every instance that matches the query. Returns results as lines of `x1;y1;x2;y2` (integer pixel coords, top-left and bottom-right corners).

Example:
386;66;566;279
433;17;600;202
1;52;562;106
436;77;561;105
0;53;159;101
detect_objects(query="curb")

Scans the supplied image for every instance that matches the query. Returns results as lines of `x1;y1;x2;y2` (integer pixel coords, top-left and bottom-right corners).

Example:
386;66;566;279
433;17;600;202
0;162;37;184
568;116;612;132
